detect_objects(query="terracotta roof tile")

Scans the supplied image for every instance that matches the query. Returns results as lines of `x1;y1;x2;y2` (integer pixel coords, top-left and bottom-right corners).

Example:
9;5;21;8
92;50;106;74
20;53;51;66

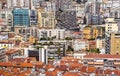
87;66;96;73
63;72;79;76
84;54;120;59
104;69;112;74
80;66;87;72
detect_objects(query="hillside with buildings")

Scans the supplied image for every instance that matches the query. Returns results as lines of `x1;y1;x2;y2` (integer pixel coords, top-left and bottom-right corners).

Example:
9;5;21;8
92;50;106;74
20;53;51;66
0;0;119;75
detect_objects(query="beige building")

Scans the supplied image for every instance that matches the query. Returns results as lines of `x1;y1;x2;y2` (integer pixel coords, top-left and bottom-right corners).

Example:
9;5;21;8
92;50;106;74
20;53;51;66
105;18;118;33
110;32;120;54
96;38;105;49
37;8;56;29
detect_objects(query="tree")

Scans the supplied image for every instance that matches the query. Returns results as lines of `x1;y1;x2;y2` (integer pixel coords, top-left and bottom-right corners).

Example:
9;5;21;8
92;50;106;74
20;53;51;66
66;46;74;52
65;37;72;40
95;48;100;53
57;47;61;58
51;36;56;40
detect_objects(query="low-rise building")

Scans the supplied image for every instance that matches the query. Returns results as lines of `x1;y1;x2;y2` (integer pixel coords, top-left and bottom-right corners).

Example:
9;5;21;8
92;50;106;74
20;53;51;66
0;40;15;48
6;49;21;61
84;54;120;68
73;39;89;51
96;37;105;49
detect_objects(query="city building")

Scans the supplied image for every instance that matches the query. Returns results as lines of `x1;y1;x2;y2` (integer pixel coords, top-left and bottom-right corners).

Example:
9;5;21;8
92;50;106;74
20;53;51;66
6;49;21;61
105;18;118;33
37;8;56;29
105;32;111;54
83;26;103;39
39;1;56;12
85;1;101;14
96;37;105;49
0;48;6;62
28;46;48;64
84;54;120;68
73;39;89;51
12;8;30;27
105;32;120;54
86;14;103;25
58;10;77;30
110;32;120;54
72;4;85;18
55;0;74;11
88;40;96;50
37;28;65;40
47;44;65;59
30;10;37;26
0;9;8;26
0;40;15;48
14;26;37;41
7;0;31;9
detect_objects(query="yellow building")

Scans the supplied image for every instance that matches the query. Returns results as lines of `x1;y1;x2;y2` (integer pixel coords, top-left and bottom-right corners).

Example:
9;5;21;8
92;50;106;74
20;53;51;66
83;26;91;39
37;8;56;29
29;36;36;44
110;33;120;54
83;26;103;39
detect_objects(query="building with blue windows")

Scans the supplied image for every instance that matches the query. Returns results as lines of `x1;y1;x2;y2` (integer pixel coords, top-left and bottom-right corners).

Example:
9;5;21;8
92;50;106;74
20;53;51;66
30;10;37;25
12;8;30;27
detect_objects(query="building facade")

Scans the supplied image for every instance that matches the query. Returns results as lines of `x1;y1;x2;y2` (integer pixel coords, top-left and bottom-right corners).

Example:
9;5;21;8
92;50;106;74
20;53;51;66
105;18;118;33
37;28;65;40
110;33;120;54
37;8;56;28
0;48;6;62
12;8;30;27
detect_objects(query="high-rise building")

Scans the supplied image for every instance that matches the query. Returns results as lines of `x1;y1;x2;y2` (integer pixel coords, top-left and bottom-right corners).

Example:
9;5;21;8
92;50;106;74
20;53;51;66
30;10;37;26
55;0;74;11
110;33;120;54
86;14;103;25
7;0;31;9
85;1;101;14
12;8;30;27
37;8;56;28
58;10;77;30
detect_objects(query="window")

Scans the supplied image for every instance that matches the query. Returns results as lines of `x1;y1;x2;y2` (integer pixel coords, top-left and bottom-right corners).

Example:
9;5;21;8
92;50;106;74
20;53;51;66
49;31;51;37
1;14;5;19
58;31;60;39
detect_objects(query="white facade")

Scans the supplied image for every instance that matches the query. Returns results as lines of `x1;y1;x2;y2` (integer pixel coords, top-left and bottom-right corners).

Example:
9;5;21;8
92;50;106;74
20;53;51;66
105;18;118;33
0;43;14;48
39;47;48;64
37;28;65;40
73;52;86;60
96;38;105;49
72;4;85;17
73;39;89;51
7;0;30;8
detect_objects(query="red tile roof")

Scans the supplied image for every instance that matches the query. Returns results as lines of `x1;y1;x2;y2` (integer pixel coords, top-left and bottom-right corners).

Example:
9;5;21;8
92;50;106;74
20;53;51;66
6;49;20;55
63;72;79;76
84;54;120;59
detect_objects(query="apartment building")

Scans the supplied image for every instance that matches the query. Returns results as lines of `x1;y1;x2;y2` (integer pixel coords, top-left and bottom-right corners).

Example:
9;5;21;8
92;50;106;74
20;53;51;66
37;28;65;40
37;8;56;29
105;18;118;33
0;48;6;62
